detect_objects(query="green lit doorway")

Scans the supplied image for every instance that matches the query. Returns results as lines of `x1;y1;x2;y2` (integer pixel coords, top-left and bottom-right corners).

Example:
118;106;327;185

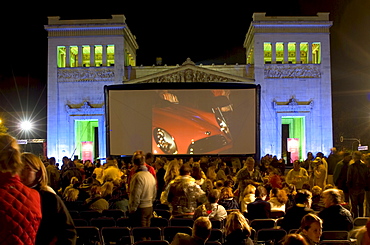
75;120;99;161
281;116;305;163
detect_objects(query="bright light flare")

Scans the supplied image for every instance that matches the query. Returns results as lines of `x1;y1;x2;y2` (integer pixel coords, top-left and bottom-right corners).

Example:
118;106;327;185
20;120;33;131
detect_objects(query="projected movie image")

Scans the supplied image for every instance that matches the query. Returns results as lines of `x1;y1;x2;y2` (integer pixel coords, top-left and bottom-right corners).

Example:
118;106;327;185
152;90;234;154
107;85;256;156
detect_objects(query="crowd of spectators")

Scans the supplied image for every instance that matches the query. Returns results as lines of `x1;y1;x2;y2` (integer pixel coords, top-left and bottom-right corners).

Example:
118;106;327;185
2;132;370;245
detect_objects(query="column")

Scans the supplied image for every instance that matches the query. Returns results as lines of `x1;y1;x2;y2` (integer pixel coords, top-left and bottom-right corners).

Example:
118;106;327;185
78;46;82;67
102;45;107;66
296;42;300;64
90;45;95;67
308;42;312;64
284;42;288;64
65;46;70;67
271;42;276;64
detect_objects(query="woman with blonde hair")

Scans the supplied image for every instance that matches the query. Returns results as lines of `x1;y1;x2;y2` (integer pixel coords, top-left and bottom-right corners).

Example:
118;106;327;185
164;159;180;187
224;211;253;245
0;134;42;245
20;152;77;244
241;184;256;214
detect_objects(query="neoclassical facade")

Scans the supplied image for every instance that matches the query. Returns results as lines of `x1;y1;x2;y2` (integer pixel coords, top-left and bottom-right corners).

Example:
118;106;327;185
45;13;333;162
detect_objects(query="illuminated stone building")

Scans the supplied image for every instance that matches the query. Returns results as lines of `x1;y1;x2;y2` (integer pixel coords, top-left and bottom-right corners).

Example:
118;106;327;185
45;13;333;162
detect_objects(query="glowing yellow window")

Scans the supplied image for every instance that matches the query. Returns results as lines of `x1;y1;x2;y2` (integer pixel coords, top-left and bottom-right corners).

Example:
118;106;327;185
57;46;66;68
264;42;272;64
70;46;78;67
107;45;115;66
300;43;308;64
276;42;284;63
95;45;102;67
288;42;296;64
82;45;90;67
312;42;321;64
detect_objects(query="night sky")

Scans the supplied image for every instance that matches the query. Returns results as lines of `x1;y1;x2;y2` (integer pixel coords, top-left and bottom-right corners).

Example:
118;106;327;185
0;0;369;150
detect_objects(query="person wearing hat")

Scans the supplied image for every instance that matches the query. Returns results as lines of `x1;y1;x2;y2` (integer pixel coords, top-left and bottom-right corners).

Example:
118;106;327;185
313;157;327;189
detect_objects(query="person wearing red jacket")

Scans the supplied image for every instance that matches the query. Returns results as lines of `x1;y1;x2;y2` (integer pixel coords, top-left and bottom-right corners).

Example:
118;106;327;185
0;133;42;245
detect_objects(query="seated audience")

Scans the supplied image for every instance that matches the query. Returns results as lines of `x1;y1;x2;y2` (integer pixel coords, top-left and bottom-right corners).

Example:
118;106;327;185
83;185;109;213
268;187;288;212
224;211;253;245
281;189;314;233
246;185;271;221
193;189;227;221
311;185;324;212
318;188;353;231
170;216;212;245
218;187;240;211
281;234;309;245
240;184;256;214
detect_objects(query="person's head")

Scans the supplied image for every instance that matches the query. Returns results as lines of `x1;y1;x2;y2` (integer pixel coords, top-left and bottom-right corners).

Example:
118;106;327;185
311;185;322;196
154;158;165;170
293;160;301;171
343;152;352;163
70;176;79;185
322;188;341;208
353;151;362;161
192;216;212;241
270;187;288;204
20;152;48;190
313;157;322;167
49;157;56;166
101;181;114;197
220;187;234;199
64;188;79;202
224;211;251;237
179;163;192;176
244;184;256;197
282;234;309;245
294;189;313;207
145;152;154;165
208;189;221;203
245;157;255;171
255;185;268;200
0;133;22;175
307;152;314;160
300;214;323;243
90;185;102;197
132;152;145;166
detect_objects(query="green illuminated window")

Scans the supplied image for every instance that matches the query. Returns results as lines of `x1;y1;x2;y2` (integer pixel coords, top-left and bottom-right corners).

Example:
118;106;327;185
312;42;321;64
107;45;115;66
276;42;284;63
264;42;272;63
300;42;308;64
57;46;66;68
82;45;90;67
95;45;102;67
70;46;78;67
288;42;296;64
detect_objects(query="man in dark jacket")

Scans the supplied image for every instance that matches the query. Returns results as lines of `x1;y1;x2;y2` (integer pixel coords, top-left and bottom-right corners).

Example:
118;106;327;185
318;188;353;231
246;185;270;221
347;151;368;217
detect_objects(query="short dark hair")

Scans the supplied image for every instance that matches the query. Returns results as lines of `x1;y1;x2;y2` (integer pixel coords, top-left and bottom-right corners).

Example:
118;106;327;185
180;164;192;175
208;189;220;203
193;217;212;240
255;185;267;198
295;189;312;204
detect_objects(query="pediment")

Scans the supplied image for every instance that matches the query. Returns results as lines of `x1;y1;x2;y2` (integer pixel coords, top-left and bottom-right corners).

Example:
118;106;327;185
126;58;254;84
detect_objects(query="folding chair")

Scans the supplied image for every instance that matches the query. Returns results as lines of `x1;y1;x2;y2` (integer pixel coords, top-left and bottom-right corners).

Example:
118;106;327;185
211;219;224;229
208;229;223;243
163;226;192;243
80;210;102;221
117;217;131;227
131;227;162;242
151;217;169;228
101;227;132;245
69;210;81;219
250;219;276;231
320;231;349;241
102;209;126;220
169;217;194;227
76;226;103;245
270;211;285;219
73;219;89;227
354;217;368;227
90;217;116;229
255;228;287;245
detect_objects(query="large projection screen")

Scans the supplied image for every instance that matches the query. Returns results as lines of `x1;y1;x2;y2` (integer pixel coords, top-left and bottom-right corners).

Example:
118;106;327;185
106;83;258;156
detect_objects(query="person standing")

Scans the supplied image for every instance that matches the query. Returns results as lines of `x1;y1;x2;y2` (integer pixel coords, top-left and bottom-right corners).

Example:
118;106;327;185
333;152;351;203
129;152;157;227
286;160;309;190
347;151;368;218
0;133;42;245
46;157;60;193
235;157;262;200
